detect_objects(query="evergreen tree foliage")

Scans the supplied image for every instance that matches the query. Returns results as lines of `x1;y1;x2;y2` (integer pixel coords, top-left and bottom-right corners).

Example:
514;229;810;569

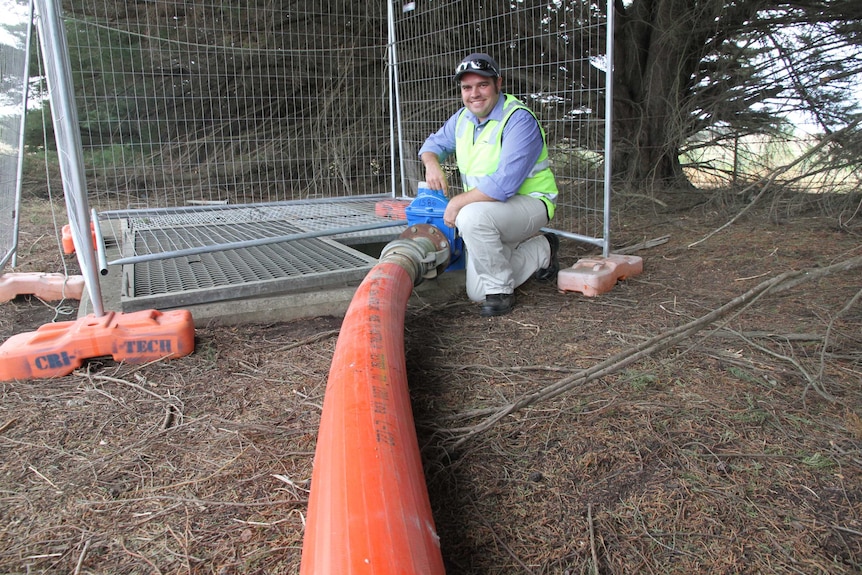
613;0;862;190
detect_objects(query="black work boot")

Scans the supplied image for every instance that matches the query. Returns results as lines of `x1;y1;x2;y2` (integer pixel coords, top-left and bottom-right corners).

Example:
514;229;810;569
534;232;559;282
480;293;516;317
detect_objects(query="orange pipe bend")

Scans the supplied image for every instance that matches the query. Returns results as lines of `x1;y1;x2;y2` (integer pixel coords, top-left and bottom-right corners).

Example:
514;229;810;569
300;261;446;574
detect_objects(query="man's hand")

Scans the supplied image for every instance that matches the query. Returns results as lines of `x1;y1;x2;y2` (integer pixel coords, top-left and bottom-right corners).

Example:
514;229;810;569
442;188;497;228
443;201;459;228
421;152;449;196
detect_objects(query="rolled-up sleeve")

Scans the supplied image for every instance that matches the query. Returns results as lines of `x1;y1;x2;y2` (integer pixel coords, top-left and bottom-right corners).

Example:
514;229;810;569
418;111;460;162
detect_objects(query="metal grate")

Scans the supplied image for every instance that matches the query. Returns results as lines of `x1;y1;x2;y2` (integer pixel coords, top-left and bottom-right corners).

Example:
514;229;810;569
117;199;397;311
108;197;405;259
122;237;378;311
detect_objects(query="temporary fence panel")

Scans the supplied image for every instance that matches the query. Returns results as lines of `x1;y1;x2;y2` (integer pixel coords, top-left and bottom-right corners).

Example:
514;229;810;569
56;0;610;242
0;0;33;271
28;0;612;316
393;0;612;248
60;1;393;212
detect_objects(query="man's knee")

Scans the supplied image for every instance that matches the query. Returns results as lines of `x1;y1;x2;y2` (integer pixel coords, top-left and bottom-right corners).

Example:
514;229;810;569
455;202;491;235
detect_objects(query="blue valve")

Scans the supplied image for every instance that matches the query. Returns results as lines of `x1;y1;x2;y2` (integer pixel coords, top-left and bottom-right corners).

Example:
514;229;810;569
405;184;465;272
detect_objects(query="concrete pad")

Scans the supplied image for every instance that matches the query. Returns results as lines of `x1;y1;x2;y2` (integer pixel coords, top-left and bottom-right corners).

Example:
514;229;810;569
80;265;466;327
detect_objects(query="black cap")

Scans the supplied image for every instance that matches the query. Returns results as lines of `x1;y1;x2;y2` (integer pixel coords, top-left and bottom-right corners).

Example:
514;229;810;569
453;53;501;82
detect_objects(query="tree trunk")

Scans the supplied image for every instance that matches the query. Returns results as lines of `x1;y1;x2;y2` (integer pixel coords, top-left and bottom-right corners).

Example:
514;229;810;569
611;0;777;192
612;0;712;191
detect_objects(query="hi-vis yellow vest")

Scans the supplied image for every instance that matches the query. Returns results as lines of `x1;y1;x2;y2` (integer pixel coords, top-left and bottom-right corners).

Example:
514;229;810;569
455;94;558;219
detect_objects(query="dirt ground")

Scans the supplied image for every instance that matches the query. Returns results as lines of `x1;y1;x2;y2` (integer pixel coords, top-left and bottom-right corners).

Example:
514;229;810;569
1;191;861;574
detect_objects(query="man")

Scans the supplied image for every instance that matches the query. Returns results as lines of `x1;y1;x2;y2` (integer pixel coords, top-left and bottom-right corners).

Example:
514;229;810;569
419;52;560;317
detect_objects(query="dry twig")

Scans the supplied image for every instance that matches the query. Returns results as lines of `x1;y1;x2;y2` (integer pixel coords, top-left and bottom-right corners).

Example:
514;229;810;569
588;503;600;575
615;235;670;255
275;329;340;352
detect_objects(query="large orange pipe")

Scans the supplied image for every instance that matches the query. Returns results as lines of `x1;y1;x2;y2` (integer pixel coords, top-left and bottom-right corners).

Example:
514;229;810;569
299;260;446;574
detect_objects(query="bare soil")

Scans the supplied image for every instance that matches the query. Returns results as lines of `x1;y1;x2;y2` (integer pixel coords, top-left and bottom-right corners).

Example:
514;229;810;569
1;192;861;574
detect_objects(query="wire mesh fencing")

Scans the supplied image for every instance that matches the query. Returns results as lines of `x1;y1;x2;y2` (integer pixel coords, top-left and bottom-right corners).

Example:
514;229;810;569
50;0;610;243
60;1;392;212
394;0;610;243
0;0;32;271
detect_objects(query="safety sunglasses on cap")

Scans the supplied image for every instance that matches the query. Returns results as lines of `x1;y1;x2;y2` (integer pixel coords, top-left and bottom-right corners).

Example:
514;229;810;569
455;58;499;77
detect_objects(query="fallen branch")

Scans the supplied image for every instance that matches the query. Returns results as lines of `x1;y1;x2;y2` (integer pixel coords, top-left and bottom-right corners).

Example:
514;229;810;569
615;235;670;255
444;255;862;448
87;373;173;403
709;330;824;341
727;328;834;402
816;284;862;394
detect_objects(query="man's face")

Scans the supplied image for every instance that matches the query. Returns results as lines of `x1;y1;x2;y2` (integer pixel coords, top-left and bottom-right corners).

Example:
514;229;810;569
459;73;502;121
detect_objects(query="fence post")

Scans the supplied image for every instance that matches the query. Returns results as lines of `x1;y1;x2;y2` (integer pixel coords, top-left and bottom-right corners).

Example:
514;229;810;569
33;0;104;316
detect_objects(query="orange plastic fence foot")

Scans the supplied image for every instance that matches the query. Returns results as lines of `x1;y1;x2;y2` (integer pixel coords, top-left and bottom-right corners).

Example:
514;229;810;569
374;198;410;220
557;254;644;296
61;222;97;254
0;272;86;302
0;309;195;381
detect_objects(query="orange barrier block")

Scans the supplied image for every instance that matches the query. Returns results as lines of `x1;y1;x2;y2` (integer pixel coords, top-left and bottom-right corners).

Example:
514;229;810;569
0;309;195;381
557;254;643;297
0;272;86;302
61;222;96;255
374;199;411;220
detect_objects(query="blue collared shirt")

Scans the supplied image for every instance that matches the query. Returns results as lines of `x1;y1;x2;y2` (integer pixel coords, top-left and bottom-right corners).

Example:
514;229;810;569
418;93;545;202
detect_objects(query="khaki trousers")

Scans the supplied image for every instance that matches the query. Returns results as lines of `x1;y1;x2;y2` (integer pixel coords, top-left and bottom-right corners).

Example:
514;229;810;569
455;194;551;302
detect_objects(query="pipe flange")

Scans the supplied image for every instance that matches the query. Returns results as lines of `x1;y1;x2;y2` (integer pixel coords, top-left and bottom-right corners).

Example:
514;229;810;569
398;224;451;277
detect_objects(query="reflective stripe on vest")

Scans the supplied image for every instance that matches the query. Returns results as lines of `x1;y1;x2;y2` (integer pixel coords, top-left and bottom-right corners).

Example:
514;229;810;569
455;94;558;218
